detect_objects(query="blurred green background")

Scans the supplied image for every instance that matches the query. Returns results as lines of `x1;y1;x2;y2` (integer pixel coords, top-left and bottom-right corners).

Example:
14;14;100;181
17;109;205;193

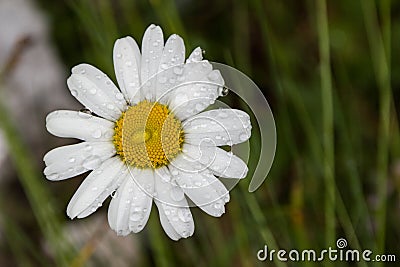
0;0;399;266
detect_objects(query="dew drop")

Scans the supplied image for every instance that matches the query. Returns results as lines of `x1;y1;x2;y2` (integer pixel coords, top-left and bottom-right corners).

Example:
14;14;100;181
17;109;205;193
195;103;204;111
214;202;222;210
170;187;184;201
107;104;115;110
116;53;122;58
89;88;97;94
125;61;132;67
95;75;101;80
80;69;86;74
239;133;248;141
83;155;102;169
130;212;141;221
158;76;167;84
208;71;219;81
116;92;124;100
91;129;102;139
178;209;192;223
92;187;98;191
173;66;183;75
69;157;76;163
48;173;59;180
215;135;222;140
219;86;229;97
218;111;228;118
71;89;78;97
194;180;202;187
78;108;92;118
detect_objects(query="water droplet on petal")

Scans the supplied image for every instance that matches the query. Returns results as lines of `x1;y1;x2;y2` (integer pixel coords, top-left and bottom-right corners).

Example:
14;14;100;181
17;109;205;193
116;53;122;58
71;90;78;97
219;86;229;97
170;186;184;201
116;93;124;100
48;173;59;180
78;109;92;118
178;209;191;223
195;103;204;111
208;71;219;81
90;88;97;94
214;202;222;210
125;61;132;67
239;133;248;141
95;75;101;80
83;155;102;169
158;76;167;84
173;66;183;75
130;212;142;221
218;111;228;118
69;157;76;163
91;129;102;139
92;187;98;191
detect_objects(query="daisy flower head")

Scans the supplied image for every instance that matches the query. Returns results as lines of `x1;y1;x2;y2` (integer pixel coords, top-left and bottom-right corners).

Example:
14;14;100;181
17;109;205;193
44;24;252;240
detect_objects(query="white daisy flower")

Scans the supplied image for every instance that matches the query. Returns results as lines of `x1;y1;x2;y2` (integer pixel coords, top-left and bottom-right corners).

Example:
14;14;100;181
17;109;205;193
44;24;251;240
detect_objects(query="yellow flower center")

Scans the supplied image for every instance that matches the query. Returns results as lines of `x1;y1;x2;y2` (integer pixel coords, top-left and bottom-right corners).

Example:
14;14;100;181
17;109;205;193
113;100;184;168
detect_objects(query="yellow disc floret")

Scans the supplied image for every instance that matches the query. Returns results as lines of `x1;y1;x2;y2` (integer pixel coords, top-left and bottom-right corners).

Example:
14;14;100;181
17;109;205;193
113;100;184;168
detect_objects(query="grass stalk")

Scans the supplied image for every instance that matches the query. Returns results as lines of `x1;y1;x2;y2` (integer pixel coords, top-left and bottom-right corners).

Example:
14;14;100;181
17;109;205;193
316;0;336;248
360;0;391;255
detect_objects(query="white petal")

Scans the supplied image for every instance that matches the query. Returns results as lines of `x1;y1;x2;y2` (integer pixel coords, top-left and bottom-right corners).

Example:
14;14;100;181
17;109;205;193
155;34;185;102
77;167;128;218
182;143;248;179
66;157;124;219
169;155;229;217
140;24;164;101
154;167;194;240
44;142;116;181
113;36;142;104
186;47;203;63
183;109;252;146
46;110;115;141
108;168;153;236
68;64;126;121
157;206;181;240
168;62;224;120
107;172;130;235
